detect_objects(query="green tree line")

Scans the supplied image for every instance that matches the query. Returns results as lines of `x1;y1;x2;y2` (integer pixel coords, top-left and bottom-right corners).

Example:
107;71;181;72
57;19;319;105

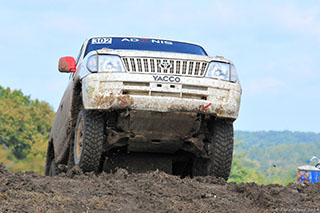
229;131;320;185
0;86;55;174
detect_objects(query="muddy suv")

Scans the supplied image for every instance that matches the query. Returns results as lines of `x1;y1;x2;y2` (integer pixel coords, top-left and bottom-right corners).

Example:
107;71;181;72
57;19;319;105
45;36;242;180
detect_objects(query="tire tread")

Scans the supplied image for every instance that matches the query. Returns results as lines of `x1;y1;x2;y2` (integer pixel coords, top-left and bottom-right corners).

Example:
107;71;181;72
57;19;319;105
209;119;234;180
76;110;105;173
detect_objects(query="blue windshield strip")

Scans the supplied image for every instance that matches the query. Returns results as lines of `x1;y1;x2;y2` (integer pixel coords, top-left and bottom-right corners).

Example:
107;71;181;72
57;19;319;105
85;37;207;57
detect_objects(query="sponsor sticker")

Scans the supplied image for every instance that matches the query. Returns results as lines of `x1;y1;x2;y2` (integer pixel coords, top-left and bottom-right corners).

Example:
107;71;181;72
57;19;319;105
121;38;173;45
200;103;212;111
92;38;112;44
153;75;181;83
86;86;95;94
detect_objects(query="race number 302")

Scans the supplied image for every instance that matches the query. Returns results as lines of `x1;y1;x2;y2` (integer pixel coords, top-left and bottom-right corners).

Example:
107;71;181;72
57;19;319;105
92;38;112;44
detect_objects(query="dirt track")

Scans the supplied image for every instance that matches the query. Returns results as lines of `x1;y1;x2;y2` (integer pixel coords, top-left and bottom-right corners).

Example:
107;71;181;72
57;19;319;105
0;164;319;212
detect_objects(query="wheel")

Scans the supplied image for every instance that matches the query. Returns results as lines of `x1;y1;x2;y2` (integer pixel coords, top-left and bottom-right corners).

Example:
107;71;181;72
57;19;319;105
48;159;60;176
207;119;234;180
45;139;59;176
73;109;105;173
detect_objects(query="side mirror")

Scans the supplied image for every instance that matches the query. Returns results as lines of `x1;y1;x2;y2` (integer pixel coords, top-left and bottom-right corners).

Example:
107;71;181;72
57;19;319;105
58;56;76;73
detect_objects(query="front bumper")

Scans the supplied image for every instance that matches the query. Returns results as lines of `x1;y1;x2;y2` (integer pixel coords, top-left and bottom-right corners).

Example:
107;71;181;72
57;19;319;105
82;73;241;119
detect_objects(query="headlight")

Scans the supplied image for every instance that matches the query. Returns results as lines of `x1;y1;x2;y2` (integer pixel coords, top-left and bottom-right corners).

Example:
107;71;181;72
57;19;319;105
86;54;125;72
230;64;239;83
87;55;98;72
205;61;230;81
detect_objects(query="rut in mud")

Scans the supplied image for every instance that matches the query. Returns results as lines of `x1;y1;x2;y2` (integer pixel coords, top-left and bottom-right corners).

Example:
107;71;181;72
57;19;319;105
0;164;319;212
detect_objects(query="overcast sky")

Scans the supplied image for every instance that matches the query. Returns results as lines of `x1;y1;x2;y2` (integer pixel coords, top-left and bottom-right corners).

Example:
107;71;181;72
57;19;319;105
0;0;319;132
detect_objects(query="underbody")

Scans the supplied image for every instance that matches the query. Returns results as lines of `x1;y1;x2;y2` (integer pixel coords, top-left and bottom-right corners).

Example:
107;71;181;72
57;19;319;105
98;109;232;177
104;109;219;154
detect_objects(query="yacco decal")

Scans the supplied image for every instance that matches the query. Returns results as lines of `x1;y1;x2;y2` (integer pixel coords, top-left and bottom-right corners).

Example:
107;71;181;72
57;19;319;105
121;38;173;45
153;75;181;83
92;38;112;44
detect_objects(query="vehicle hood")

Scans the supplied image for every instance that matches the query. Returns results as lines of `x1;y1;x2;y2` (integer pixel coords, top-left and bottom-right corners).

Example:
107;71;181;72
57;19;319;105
95;49;231;63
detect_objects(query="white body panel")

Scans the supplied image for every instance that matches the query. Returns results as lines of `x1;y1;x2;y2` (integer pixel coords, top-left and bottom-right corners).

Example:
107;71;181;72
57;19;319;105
78;46;241;120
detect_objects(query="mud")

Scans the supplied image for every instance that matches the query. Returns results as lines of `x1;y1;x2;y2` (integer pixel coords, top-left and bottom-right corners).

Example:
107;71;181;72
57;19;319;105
0;164;320;213
93;93;134;108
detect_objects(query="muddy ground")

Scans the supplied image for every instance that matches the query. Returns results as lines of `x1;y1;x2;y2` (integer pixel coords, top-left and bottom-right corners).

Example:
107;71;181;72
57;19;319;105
0;164;319;213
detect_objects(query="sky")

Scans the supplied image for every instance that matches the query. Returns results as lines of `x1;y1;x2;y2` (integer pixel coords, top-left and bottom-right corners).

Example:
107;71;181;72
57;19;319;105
0;0;319;132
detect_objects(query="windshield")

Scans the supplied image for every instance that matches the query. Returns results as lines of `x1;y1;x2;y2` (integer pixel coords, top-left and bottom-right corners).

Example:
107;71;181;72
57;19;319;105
85;37;207;57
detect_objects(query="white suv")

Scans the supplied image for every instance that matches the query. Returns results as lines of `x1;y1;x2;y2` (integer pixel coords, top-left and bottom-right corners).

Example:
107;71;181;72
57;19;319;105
45;36;241;180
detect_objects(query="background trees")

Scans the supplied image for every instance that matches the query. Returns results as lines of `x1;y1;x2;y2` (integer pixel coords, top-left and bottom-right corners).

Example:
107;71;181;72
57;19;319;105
229;131;320;185
0;86;55;174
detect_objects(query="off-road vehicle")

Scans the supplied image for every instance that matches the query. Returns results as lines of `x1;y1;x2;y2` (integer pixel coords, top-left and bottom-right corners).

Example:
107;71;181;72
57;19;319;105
45;36;242;179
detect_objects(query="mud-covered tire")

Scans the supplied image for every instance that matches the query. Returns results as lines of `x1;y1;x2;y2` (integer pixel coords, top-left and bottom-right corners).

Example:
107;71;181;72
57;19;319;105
48;160;59;176
73;109;105;173
207;119;234;180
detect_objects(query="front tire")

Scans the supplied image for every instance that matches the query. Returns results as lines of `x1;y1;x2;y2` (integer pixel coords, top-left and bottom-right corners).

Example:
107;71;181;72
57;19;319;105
73;109;105;173
207;119;234;180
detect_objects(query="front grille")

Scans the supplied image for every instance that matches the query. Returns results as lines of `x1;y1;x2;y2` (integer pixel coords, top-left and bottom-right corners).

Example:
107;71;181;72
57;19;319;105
122;57;208;77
